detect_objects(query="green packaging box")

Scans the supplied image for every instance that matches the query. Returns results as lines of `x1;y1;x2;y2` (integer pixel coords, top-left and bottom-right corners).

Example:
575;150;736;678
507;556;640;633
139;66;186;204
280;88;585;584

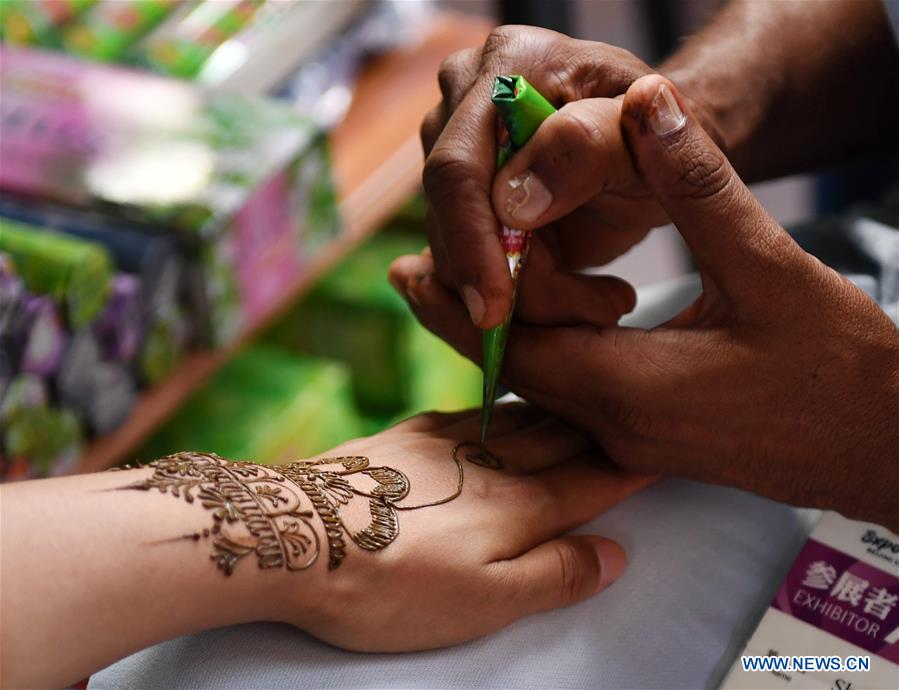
138;345;363;465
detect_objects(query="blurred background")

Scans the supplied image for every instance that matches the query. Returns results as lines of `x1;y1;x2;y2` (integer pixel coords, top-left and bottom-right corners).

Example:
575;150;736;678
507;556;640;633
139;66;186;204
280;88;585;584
0;0;893;480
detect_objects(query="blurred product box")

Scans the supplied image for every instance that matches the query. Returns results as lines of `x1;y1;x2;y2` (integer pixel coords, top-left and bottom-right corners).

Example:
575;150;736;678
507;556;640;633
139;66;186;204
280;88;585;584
2;0;368;94
61;0;180;62
0;203;192;384
139;344;363;464
0;46;340;346
0;218;113;329
264;227;481;422
135;0;265;80
0;0;97;46
0;372;82;480
170;0;368;93
0;243;138;446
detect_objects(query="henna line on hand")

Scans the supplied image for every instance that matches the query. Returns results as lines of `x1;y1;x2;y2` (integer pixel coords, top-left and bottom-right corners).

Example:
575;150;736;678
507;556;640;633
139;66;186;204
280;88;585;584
113;443;502;576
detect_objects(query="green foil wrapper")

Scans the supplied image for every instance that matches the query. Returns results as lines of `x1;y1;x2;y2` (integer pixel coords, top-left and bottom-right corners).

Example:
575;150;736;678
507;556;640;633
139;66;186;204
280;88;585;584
481;75;557;442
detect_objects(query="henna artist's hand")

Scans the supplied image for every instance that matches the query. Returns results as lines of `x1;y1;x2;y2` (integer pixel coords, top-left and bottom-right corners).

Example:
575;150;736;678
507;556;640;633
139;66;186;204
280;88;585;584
1;405;651;688
394;75;899;531
421;25;672;329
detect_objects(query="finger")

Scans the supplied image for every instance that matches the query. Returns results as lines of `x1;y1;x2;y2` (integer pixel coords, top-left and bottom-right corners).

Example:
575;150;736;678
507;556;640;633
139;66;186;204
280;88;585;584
423;74;512;330
392;252;645;407
550;211;651;269
490;98;637;231
437;47;481;112
440;401;544;440
388;409;478;434
390;251;487;363
516;237;636;326
620;75;804;296
484;417;592;473
547;192;668;269
420;49;481;157
506;454;653;549
411;230;638;327
424;208;456;288
492;536;627;618
419;105;444;158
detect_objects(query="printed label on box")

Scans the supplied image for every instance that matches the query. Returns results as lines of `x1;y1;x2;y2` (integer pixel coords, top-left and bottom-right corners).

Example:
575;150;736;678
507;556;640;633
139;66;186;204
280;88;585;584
722;513;899;690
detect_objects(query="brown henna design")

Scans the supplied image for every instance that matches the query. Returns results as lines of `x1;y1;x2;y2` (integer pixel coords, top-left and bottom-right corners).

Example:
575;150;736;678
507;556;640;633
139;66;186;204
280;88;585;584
453;441;504;470
117;443;499;576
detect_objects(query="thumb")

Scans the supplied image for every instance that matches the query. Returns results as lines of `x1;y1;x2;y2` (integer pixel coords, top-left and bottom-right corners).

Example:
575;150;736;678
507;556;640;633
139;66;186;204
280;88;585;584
497;536;627;616
491;98;636;230
620;75;800;291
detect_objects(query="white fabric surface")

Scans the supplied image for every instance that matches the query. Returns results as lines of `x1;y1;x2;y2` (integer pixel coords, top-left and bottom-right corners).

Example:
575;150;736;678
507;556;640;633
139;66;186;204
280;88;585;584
90;276;818;688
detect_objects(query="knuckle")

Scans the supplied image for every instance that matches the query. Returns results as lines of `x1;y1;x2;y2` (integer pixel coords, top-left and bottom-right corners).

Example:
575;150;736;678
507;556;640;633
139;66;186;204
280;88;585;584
611;400;654;439
422;150;475;199
557;43;649;97
417;410;450;426
601;332;655;437
672;140;733;201
437;51;467;97
481;26;517;65
512;474;550;505
554;540;589;604
553;106;610;171
419;108;442;154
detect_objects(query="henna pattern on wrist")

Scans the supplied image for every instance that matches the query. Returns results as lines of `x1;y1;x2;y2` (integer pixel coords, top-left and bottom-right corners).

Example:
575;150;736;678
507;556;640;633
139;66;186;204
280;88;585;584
115;442;499;576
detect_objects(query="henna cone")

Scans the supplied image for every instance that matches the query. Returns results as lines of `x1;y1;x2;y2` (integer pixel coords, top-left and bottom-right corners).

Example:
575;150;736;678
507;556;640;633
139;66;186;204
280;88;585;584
481;76;557;442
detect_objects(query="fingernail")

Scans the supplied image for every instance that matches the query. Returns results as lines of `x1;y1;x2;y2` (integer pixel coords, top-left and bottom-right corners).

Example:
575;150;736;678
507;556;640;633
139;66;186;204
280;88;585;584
404;276;421;305
504;171;552;223
461;284;485;325
593;538;627;589
649;84;685;137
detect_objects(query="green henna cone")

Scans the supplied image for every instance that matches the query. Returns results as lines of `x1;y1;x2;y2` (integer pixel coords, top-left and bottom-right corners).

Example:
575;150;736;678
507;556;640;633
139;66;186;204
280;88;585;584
480;76;557;443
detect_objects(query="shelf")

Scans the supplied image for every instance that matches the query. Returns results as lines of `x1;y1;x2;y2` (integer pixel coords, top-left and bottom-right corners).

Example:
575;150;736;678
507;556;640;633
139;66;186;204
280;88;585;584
72;13;493;475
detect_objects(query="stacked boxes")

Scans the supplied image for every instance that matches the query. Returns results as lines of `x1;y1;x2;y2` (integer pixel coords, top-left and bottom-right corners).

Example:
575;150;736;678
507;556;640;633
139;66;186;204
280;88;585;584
0;46;340;347
0;0;369;94
0;245;91;478
0;0;98;46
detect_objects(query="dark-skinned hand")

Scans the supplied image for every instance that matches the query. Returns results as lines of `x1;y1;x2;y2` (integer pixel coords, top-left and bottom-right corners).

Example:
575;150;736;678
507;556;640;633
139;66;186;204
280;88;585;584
420;25;692;329
395;75;899;530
